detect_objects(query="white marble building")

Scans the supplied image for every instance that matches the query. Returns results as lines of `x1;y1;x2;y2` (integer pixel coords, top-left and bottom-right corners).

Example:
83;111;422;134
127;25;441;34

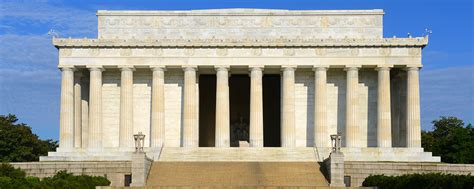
42;9;439;162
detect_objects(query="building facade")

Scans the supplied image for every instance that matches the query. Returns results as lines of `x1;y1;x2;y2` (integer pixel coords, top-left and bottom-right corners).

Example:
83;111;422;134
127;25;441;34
42;9;439;162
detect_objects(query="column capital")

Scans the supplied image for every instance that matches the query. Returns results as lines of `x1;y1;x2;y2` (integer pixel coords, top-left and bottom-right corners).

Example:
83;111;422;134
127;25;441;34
58;65;76;72
375;65;393;71
344;65;361;71
312;65;329;71
150;66;166;72
281;66;297;72
87;66;105;72
214;66;230;72
249;66;264;72
118;65;136;71
404;65;422;71
182;66;197;72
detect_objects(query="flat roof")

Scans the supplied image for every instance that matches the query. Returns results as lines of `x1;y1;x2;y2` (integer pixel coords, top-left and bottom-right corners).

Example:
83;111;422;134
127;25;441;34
96;9;384;16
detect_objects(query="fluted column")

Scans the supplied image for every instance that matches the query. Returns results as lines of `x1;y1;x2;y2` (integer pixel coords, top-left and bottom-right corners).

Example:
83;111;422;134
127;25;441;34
345;66;360;148
150;66;166;148
376;66;392;147
119;66;135;148
281;66;296;147
87;66;104;150
183;66;198;147
314;66;330;148
73;72;82;148
250;66;264;147
215;66;230;147
59;66;75;150
81;77;89;149
406;66;421;148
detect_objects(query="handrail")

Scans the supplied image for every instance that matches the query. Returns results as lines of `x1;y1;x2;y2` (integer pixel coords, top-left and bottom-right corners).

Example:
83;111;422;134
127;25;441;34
313;145;322;162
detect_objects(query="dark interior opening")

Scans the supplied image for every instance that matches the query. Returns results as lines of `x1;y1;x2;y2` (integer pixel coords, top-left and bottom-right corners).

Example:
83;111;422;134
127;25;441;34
263;75;281;147
229;75;250;147
198;75;216;147
198;74;280;147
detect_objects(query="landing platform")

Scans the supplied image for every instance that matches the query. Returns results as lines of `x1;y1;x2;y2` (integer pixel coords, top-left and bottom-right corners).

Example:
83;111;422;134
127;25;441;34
41;147;440;162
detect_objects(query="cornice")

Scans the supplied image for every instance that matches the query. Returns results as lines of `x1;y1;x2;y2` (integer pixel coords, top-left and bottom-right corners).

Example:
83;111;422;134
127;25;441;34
96;9;384;16
53;37;428;48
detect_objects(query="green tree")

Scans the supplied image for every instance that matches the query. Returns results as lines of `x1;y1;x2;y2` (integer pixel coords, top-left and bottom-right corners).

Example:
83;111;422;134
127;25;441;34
422;116;474;164
0;114;58;162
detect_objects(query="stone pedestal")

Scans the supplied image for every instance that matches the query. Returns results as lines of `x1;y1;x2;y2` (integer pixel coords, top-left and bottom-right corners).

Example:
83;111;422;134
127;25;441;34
130;152;153;187
325;152;345;187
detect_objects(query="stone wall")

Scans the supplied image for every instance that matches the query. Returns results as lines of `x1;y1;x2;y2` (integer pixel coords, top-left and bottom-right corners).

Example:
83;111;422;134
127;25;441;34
97;9;384;40
11;161;131;187
344;162;474;187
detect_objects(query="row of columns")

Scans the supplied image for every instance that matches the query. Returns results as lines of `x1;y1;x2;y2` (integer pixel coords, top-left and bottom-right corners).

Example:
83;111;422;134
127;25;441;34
58;65;422;150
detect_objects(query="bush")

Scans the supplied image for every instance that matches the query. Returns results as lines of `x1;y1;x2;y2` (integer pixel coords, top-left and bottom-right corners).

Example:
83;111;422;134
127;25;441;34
362;173;474;189
0;163;110;189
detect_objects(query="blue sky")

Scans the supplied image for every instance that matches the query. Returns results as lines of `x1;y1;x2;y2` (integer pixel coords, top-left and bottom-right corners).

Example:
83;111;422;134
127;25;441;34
0;0;473;140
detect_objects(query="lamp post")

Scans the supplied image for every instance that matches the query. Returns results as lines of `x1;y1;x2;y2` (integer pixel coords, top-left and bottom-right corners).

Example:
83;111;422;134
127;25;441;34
133;132;145;153
330;133;342;153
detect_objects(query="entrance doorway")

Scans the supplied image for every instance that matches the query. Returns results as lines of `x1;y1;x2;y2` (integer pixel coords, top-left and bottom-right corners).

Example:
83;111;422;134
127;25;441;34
263;75;281;147
198;74;281;147
198;75;216;147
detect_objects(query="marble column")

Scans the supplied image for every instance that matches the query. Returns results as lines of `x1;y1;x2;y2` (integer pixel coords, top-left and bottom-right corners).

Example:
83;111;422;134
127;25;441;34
59;66;75;149
74;72;82;148
119;66;135;148
314;66;330;148
376;66;392;147
406;66;421;148
250;66;264;147
88;66;104;150
281;66;296;147
150;66;166;148
81;77;89;149
183;66;198;147
215;66;230;147
345;66;360;148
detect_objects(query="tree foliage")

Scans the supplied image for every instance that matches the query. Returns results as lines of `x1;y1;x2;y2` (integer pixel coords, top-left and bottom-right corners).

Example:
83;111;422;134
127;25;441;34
422;116;474;164
0;114;58;162
362;173;474;189
0;163;110;189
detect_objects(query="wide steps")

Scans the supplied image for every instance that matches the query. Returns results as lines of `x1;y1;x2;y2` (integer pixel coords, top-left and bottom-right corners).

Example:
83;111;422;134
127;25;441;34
145;161;329;187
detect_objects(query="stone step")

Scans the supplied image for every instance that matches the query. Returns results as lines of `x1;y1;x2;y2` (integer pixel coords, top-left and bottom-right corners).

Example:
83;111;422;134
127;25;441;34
145;161;329;187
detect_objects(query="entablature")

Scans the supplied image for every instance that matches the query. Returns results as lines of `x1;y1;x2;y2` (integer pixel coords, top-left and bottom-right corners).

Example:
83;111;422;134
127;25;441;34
53;37;428;48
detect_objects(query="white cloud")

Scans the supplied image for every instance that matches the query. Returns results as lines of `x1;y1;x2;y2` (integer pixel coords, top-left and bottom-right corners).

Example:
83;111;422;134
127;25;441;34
420;65;474;129
0;0;97;37
0;34;57;69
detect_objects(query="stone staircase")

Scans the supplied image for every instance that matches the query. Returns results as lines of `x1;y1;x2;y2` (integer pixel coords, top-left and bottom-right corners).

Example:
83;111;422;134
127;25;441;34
145;161;329;187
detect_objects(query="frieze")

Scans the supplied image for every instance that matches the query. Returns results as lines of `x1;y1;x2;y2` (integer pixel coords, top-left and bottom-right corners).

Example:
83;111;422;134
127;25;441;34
89;49;100;56
62;47;422;58
216;48;228;56
119;48;132;56
379;48;391;56
408;48;421;56
53;37;428;48
59;49;72;57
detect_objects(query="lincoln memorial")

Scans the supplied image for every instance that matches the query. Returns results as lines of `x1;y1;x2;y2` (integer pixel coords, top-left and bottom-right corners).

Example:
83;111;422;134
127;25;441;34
42;9;440;164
